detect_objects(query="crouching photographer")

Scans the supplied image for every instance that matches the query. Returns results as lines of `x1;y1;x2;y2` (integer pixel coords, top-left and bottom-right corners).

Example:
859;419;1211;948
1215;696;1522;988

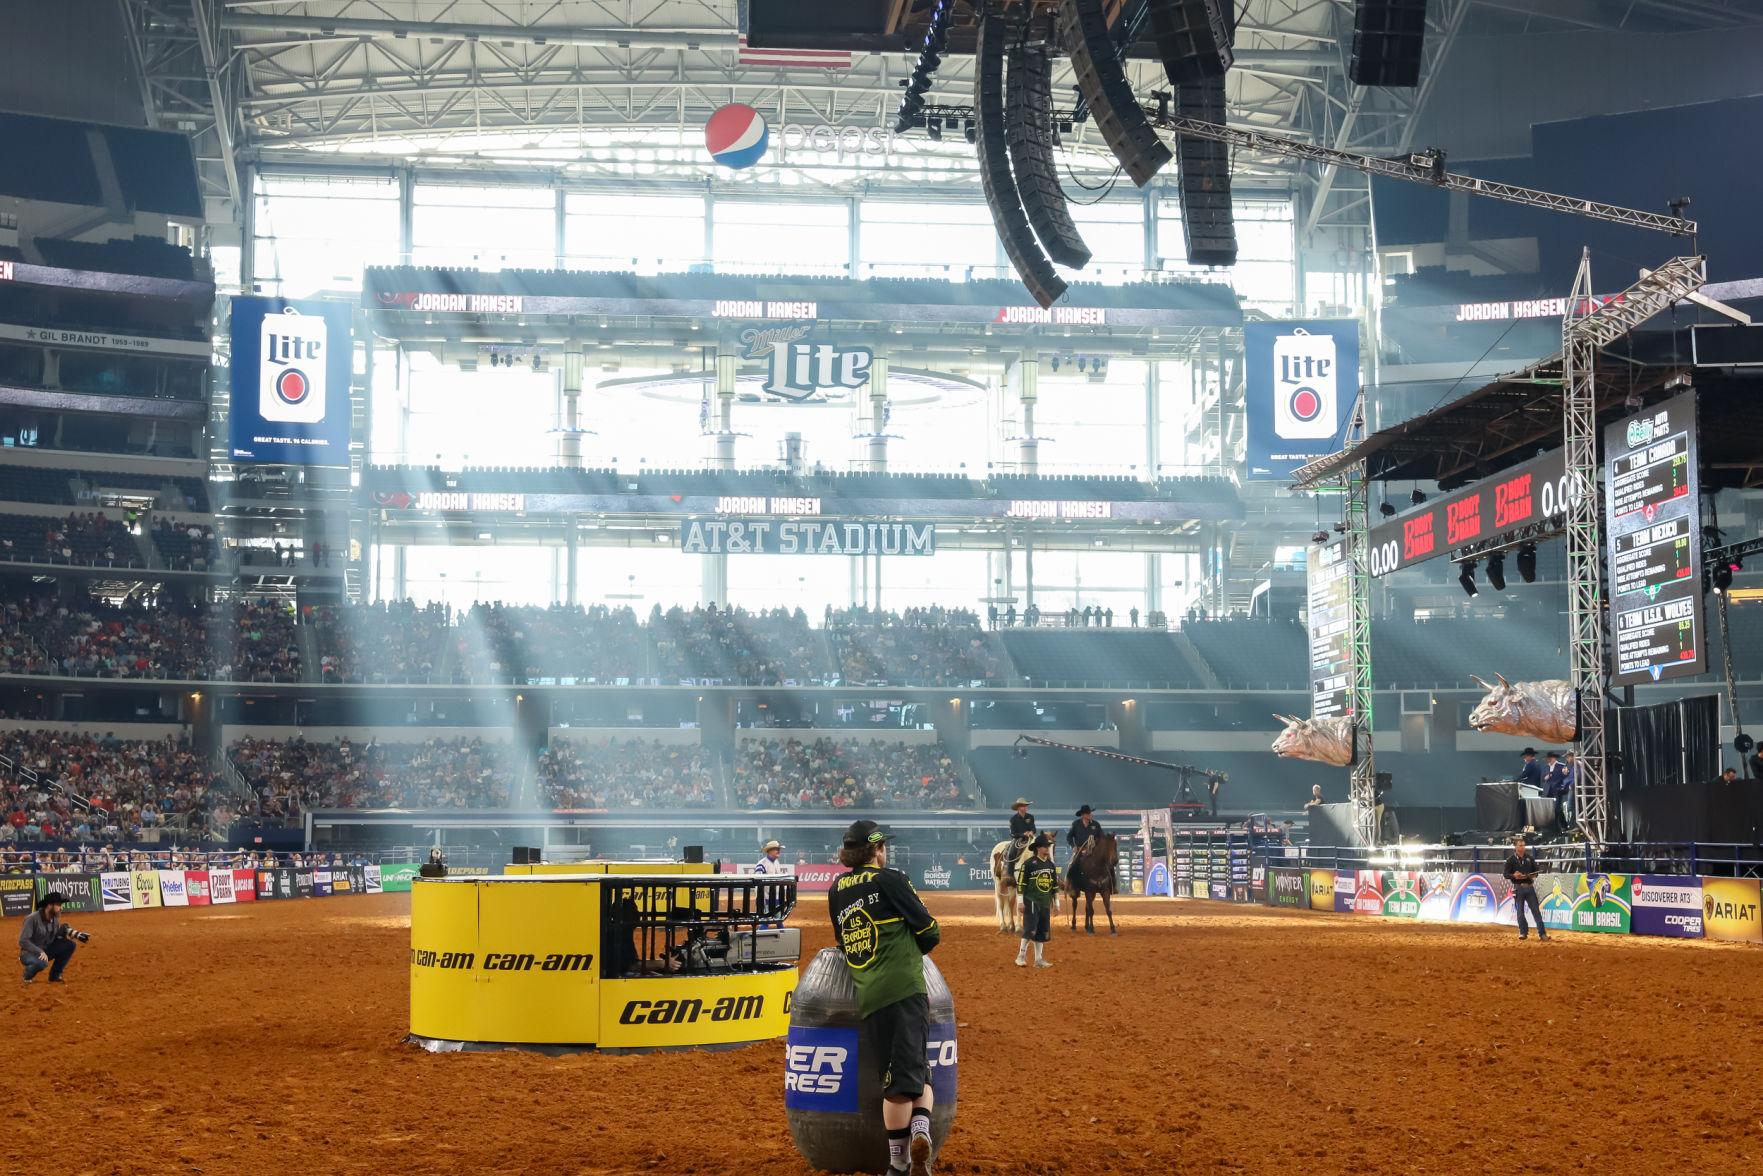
19;890;90;985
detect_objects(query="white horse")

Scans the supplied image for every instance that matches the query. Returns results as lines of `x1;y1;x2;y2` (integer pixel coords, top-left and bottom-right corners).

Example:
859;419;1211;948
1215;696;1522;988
991;838;1061;933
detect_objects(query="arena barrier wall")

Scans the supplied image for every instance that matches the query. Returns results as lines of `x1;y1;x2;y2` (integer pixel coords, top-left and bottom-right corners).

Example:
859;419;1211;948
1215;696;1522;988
1245;855;1758;948
4;864;399;918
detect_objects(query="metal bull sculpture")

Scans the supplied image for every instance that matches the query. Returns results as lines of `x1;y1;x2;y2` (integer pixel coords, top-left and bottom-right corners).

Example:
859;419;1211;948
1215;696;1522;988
1270;714;1354;767
1468;674;1577;743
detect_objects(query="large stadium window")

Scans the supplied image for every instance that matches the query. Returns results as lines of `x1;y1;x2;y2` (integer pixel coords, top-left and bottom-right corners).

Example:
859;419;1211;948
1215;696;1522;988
399;545;559;610
252;174;399;300
1026;358;1151;474
393;350;556;468
1063;199;1147;282
711;200;850;275
412;184;556;271
564;192;705;272
857;200;997;278
1155;197;1295;316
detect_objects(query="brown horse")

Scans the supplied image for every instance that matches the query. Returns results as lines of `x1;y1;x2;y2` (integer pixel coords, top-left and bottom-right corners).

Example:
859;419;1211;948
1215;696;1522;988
1063;832;1118;935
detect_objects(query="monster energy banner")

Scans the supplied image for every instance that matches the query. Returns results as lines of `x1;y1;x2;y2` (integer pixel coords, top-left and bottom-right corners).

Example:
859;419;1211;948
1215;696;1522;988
34;874;102;913
680;519;935;556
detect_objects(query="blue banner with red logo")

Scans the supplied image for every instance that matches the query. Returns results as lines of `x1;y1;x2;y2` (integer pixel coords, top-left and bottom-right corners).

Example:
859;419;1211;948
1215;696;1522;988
1245;320;1360;480
228;295;354;466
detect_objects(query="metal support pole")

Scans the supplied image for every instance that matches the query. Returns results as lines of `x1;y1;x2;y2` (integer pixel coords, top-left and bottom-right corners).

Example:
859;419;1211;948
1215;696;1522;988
1563;250;1608;845
712;347;737;470
1345;458;1377;847
558;340;584;468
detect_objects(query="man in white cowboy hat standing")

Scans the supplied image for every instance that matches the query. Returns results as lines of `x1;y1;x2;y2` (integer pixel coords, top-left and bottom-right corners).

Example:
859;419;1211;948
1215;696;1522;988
752;839;790;875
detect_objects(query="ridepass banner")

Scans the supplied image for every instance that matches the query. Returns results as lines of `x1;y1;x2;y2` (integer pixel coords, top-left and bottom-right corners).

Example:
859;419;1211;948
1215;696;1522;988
1244;320;1360;480
1;876;37;917
228;295;354;466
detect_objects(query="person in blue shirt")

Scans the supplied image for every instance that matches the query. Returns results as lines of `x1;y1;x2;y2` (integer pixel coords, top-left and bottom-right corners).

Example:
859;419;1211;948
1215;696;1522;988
1515;748;1543;789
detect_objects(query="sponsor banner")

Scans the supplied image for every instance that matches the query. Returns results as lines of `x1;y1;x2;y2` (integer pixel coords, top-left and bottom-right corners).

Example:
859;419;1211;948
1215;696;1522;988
789;864;845;893
232;869;257;902
1208;881;1230;901
1535;874;1578;931
1699;876;1762;944
1630;875;1701;939
35;874;101;914
919;865;954;891
313;867;334;897
1348;870;1383;914
228;295;354;466
784;1025;860;1112
158;870;189;907
1416;872;1457;921
1335;870;1359;913
350;865;368;893
1367;449;1570;578
378;864;420;892
1380;871;1422;919
330;866;353;895
1269;867;1307;909
131;870;163;908
1145;859;1171;898
1571;873;1633;934
210;869;236;905
185;869;212;907
0;876;37;918
366;864;383;894
1305;869;1334;910
0;319;213;357
1448;873;1510;924
100;872;132;912
680;519;935;557
440;865;501;877
295;868;315;898
1245;320;1360;480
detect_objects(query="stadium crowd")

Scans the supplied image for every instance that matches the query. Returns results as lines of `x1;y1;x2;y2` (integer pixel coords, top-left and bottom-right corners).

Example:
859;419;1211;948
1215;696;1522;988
228;736;517;821
537;738;719;808
731;737;972;809
0;729;236;842
454;602;647;684
829;606;1004;686
0;587;298;680
652;604;817;684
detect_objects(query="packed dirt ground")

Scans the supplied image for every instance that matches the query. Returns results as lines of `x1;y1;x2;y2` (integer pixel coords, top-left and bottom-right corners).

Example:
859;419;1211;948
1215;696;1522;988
7;891;1763;1175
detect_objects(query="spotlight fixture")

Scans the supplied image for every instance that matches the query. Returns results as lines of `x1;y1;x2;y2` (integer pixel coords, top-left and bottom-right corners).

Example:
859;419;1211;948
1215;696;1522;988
1411;489;1427;506
927;117;943;142
1312;530;1330;544
1379;502;1397;518
1516;543;1537;584
1458;561;1478;597
1486;550;1507;592
1714;562;1734;594
1332;521;1347;533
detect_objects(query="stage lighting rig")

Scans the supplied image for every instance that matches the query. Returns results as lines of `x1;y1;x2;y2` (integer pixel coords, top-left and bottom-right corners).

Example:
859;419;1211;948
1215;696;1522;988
1458;561;1478;597
1516;544;1537;584
1410;488;1427;505
1486;550;1506;591
894;0;957;133
1713;561;1734;594
1379;502;1397;517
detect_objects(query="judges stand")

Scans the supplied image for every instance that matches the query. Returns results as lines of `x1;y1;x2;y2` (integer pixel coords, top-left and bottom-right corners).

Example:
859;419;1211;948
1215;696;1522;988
1474;778;1561;838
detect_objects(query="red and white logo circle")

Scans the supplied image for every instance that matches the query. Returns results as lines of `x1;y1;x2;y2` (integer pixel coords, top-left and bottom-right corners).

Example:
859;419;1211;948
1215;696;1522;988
275;367;311;406
1287;385;1324;424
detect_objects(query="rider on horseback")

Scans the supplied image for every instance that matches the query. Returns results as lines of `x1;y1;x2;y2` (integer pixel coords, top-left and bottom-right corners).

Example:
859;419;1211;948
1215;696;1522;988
1004;798;1036;880
1065;805;1105;893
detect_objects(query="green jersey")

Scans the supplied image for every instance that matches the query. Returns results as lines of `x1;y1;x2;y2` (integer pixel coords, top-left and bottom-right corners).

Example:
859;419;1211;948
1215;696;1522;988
828;864;941;1017
1018;855;1059;909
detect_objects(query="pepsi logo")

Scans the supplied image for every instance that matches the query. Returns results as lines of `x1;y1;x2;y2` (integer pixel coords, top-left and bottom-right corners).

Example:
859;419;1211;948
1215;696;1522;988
275;368;311;406
1287;386;1323;423
706;104;769;169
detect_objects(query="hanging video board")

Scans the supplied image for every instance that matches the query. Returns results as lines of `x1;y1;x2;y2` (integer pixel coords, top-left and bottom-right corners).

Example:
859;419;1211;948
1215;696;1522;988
1307;540;1353;719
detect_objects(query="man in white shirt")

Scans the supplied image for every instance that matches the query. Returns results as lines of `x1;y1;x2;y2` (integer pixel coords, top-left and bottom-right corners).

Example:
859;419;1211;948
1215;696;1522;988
752;840;790;874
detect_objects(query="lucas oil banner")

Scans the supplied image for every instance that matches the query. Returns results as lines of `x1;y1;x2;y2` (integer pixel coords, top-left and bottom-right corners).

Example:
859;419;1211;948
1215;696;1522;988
228;296;354;465
1244;320;1360;480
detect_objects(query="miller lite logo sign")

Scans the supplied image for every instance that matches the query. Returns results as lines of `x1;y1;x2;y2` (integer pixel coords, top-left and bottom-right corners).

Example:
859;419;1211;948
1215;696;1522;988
260;307;326;423
1272;328;1337;440
740;325;872;401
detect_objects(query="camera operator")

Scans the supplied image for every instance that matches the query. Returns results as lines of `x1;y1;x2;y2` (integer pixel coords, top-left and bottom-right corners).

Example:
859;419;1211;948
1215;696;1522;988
19;890;85;984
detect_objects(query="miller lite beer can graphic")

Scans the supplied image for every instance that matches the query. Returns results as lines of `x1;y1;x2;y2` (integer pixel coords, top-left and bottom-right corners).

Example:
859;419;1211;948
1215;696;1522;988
259;307;326;424
1272;327;1337;440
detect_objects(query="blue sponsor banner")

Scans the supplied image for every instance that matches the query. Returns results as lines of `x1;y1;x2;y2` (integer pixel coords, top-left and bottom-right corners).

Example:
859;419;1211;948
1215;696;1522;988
1448;873;1508;924
928;1020;958;1104
1244;320;1360;480
1631;875;1703;939
1145;860;1171;897
311;867;333;897
784;1025;859;1112
1208;881;1231;901
228;295;354;465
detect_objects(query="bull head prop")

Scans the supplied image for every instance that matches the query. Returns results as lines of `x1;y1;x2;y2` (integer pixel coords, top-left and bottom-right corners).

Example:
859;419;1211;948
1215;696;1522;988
1269;713;1354;768
1467;674;1577;743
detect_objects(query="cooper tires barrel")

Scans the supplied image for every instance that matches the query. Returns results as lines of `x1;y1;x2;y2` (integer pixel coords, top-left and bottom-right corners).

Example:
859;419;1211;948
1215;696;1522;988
783;947;957;1173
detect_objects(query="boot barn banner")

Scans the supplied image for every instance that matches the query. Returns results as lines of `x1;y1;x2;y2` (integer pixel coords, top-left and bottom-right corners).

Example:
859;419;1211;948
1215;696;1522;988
1244;320;1360;480
680;519;935;556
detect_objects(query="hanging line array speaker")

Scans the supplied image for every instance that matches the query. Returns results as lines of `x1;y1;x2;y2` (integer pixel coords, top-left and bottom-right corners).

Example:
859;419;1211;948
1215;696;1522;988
975;10;1067;307
1058;0;1172;187
1005;43;1092;270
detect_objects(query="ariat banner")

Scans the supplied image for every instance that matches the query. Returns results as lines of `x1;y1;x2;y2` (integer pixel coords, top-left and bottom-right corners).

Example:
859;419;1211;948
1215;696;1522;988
1699;876;1762;943
100;872;132;912
312;867;333;897
184;869;212;906
1306;869;1334;910
210;869;236;905
378;864;419;892
232;869;257;902
36;874;101;914
0;876;37;918
1630;875;1701;938
157;870;189;906
131;870;162;908
365;864;383;894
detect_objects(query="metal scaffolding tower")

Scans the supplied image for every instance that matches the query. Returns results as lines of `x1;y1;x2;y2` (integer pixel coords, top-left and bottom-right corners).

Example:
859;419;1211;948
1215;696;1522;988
1344;455;1377;847
1561;251;1708;844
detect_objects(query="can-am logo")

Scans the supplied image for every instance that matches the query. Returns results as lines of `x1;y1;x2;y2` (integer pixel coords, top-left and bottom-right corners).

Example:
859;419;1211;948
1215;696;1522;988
740;326;872;401
619;995;764;1024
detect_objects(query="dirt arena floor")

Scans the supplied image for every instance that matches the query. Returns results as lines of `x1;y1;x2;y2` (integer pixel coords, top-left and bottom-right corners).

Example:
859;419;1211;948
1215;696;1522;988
8;891;1763;1175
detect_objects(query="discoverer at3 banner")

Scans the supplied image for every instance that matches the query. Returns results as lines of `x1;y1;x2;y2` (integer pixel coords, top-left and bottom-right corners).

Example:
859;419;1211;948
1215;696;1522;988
229;296;354;465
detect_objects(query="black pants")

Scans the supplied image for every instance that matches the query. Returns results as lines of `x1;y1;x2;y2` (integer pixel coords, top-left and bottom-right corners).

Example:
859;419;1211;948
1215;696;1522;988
1513;883;1545;938
866;993;930;1100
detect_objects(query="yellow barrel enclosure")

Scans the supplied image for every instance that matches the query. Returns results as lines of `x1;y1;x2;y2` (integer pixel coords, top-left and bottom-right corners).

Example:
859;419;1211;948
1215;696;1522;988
410;872;799;1053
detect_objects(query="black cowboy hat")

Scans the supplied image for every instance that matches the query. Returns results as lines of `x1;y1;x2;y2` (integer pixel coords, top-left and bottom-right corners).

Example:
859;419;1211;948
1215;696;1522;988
38;891;67;908
842;819;895;848
1522;748;1537;756
1075;805;1094;816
